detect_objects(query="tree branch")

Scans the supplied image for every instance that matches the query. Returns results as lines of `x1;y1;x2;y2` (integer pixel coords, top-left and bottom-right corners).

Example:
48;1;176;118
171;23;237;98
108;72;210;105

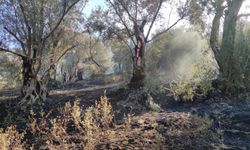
0;47;25;58
4;27;26;52
55;45;77;63
135;0;138;22
108;26;134;58
41;45;77;80
118;0;137;24
210;0;225;56
18;0;30;31
43;0;80;41
107;0;136;46
39;0;45;39
145;0;164;41
88;35;104;69
238;13;250;19
12;2;27;55
147;16;184;43
18;0;31;56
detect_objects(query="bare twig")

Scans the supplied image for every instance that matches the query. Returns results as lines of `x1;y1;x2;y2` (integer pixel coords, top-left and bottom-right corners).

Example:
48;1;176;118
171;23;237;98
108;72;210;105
147;16;184;43
0;47;25;58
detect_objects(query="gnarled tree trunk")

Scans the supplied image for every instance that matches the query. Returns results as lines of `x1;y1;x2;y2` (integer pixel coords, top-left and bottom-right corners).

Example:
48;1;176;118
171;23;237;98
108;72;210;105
20;57;48;107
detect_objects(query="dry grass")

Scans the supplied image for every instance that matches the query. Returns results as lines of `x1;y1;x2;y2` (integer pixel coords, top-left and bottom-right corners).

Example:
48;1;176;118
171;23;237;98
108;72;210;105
0;126;23;150
0;93;217;149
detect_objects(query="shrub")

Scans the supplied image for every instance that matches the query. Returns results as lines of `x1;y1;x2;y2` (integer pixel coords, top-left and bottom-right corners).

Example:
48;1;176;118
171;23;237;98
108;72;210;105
71;97;82;128
168;77;195;101
0;126;23;150
82;93;114;149
83;106;98;149
191;59;216;96
0;94;115;149
167;59;216;101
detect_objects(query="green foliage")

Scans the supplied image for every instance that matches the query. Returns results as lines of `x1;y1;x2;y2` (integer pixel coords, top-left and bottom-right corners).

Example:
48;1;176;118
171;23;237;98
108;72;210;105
212;21;250;93
110;40;133;75
233;22;250;90
0;53;22;90
191;58;216;96
167;58;216;102
145;28;216;98
188;0;205;30
60;34;113;80
167;76;195;101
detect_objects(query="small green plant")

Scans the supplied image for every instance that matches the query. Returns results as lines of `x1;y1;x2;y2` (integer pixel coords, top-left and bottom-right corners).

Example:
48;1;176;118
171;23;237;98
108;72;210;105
167;59;216;102
167;76;195;101
191;59;215;96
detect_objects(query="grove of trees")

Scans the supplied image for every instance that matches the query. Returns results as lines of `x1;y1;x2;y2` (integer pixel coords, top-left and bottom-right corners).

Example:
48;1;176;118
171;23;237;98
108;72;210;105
0;0;250;110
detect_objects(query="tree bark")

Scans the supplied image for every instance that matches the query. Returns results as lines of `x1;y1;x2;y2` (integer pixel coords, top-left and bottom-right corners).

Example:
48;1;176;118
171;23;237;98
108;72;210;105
129;20;147;89
20;57;48;107
210;0;225;72
220;0;244;81
129;45;146;89
77;70;83;81
210;0;244;92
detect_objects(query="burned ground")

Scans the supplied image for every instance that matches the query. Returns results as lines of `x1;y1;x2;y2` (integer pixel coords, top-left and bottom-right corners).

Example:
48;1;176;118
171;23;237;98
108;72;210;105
0;80;250;149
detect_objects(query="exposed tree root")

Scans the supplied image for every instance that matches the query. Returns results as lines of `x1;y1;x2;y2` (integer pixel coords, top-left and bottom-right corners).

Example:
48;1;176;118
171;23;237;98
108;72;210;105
19;79;48;110
117;88;161;114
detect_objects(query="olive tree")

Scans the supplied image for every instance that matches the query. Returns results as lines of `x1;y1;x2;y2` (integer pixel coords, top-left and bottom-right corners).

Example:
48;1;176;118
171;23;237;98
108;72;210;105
0;0;85;107
88;0;190;88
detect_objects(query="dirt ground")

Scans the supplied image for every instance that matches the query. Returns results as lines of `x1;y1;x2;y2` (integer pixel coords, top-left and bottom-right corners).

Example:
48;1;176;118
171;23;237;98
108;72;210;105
0;80;250;149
